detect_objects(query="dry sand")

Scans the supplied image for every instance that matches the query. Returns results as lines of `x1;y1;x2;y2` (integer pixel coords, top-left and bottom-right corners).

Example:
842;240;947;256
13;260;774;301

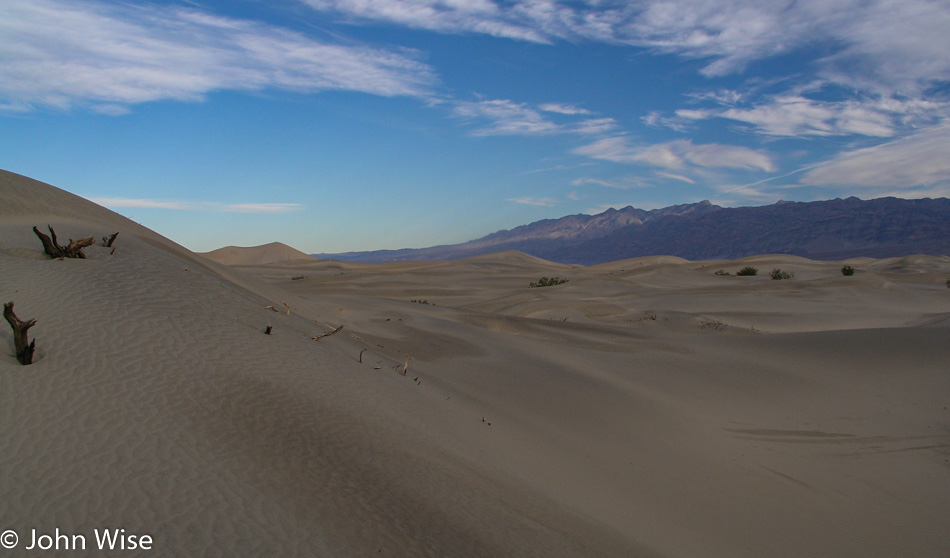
2;169;949;556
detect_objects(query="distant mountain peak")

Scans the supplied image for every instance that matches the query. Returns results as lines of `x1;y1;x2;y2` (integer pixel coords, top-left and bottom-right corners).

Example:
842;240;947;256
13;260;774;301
315;197;950;264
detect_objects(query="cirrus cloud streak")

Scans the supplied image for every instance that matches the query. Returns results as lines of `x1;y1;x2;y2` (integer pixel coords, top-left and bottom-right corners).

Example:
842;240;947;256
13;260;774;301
88;197;304;214
800;124;950;189
301;0;950;95
0;0;436;112
574;137;774;172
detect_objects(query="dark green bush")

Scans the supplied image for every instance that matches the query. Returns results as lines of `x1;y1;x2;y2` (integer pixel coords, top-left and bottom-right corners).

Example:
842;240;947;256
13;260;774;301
770;268;794;280
841;265;855;276
714;269;731;276
736;266;758;276
530;277;569;288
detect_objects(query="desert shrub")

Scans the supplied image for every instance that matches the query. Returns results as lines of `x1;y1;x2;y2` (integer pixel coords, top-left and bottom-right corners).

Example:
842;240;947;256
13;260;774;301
698;319;726;331
736;266;758;276
770;268;794;280
530;277;569;288
714;269;731;276
411;299;430;305
841;265;855;276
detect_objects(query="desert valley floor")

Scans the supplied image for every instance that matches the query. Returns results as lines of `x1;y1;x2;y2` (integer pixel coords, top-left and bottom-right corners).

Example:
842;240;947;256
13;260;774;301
2;170;949;556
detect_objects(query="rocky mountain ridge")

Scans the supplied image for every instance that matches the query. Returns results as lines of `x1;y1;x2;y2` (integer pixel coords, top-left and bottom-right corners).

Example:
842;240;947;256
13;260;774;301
315;197;950;264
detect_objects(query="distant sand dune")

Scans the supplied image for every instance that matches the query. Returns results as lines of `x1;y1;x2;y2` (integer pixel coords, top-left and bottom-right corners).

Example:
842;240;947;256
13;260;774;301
2;169;949;557
201;242;316;266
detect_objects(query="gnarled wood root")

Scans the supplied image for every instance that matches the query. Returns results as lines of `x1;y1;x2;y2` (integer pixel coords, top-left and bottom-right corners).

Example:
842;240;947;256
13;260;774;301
33;225;94;259
3;302;36;365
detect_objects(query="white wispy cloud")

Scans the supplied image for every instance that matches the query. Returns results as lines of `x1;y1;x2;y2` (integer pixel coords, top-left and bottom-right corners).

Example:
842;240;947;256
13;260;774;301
89;197;304;214
572;136;640;164
453;99;559;136
799;124;950;189
453;99;615;137
675;142;774;172
674;109;715;121
687;89;743;106
624;0;950;96
818;0;950;96
300;1;950;96
571;117;618;135
655;172;696;184
656;94;949;138
573;137;774;172
573;178;621;188
0;0;436;112
642;111;691;132
710;184;782;204
519;162;597;175
302;0;548;42
572;177;650;189
539;103;591;115
89;198;197;210
720;97;895;137
508;196;559;207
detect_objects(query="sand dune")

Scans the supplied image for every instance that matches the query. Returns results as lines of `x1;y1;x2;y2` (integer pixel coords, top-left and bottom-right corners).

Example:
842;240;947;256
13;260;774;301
2;169;949;556
201;242;316;266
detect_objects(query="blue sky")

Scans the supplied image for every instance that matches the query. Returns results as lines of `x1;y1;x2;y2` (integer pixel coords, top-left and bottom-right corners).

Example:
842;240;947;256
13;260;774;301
2;0;949;253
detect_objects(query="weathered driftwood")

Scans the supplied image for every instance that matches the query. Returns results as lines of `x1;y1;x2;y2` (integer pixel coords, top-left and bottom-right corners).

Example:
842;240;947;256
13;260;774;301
33;225;94;259
312;325;343;341
102;232;119;247
264;302;291;315
3;302;36;365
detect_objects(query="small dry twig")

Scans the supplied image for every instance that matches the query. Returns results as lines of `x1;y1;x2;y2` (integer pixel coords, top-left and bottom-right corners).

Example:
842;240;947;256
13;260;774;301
312;325;344;341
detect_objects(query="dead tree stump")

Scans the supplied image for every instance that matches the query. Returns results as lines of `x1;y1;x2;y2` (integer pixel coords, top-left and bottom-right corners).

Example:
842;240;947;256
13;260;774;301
33;225;94;259
102;232;119;247
3;302;36;365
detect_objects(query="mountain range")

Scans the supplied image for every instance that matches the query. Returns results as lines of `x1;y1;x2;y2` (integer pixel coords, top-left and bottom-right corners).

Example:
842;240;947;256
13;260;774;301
315;197;950;265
